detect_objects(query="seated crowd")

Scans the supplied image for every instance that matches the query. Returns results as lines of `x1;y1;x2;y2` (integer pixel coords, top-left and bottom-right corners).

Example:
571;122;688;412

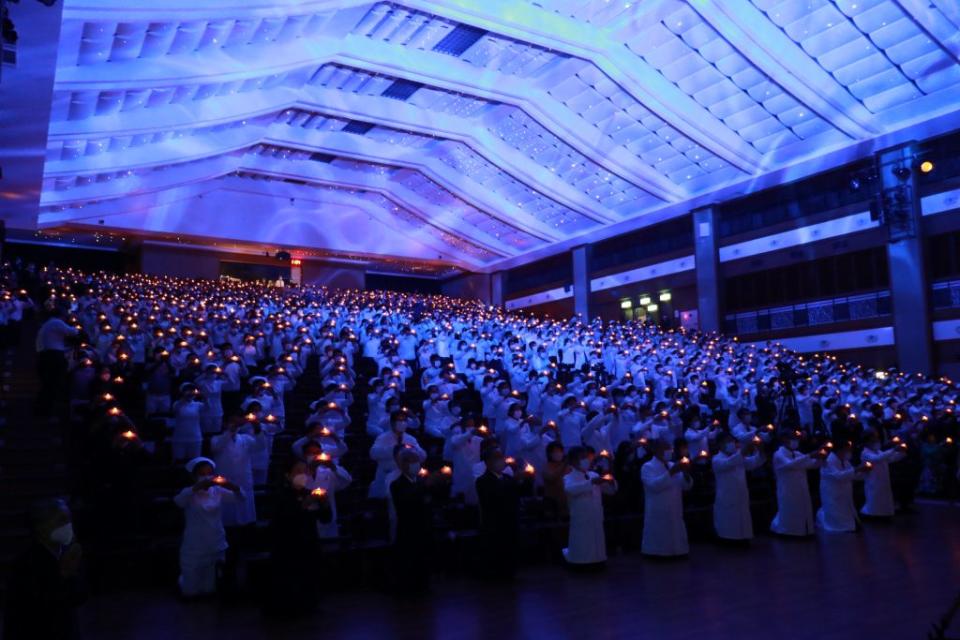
3;262;960;630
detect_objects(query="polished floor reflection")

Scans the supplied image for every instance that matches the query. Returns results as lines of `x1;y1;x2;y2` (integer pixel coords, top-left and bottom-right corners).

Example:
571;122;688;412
77;502;960;640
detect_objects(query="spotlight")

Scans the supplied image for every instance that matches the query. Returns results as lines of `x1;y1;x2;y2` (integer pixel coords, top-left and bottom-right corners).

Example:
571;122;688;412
919;160;934;174
646;304;659;312
892;166;911;181
639;295;651;306
849;177;861;191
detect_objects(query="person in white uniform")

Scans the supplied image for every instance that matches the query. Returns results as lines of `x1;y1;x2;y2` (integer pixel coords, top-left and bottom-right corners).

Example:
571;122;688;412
860;432;908;517
641;439;693;557
711;434;765;542
173;457;243;597
817;441;870;532
563;446;616;567
770;432;823;536
210;416;264;527
368;410;426;499
171;383;204;462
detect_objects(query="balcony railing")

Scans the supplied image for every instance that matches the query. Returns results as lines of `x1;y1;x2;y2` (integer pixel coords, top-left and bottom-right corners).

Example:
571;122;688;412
933;279;960;310
723;290;891;336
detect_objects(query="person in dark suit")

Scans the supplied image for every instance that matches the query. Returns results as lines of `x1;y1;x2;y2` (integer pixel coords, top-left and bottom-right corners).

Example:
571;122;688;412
261;459;331;616
3;498;87;640
389;448;432;593
475;447;525;579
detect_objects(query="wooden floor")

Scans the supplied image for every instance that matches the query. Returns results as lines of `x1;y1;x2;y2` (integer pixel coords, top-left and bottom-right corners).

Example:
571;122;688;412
75;501;960;640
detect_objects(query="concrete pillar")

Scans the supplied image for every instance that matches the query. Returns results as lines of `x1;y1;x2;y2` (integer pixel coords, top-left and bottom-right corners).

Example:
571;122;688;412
491;271;504;308
877;143;933;374
693;205;721;333
572;245;591;319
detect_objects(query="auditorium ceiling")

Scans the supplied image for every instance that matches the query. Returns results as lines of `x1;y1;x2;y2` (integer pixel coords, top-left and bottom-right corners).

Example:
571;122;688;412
31;0;960;270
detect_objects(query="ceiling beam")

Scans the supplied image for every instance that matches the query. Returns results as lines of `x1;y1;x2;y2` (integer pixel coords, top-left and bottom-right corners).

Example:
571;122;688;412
39;177;486;270
46;120;562;242
687;0;878;140
893;0;960;65
267;128;562;242
49;86;617;225
242;153;517;257
53;32;680;203
381;0;764;174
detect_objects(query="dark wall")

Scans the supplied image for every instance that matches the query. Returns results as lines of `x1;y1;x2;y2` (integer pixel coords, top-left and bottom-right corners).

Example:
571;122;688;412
300;261;365;290
5;242;130;273
220;261;290;282
141;244;219;279
365;272;442;295
441;272;491;302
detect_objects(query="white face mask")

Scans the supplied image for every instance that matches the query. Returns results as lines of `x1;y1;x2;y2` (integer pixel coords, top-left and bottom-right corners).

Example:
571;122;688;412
407;463;421;477
50;523;74;546
291;474;309;489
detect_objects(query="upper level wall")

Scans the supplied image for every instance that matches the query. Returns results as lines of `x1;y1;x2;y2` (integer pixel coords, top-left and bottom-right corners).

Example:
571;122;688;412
441;273;491;303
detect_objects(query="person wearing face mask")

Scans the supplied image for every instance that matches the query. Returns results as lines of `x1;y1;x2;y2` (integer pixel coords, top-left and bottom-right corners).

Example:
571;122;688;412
389;448;432;593
211;415;265;527
502;403;528;456
173;457;243;597
422;386;444;435
860;432;908;518
476;448;527;580
712;435;765;542
558;396;587;448
307;451;353;538
770;432;824;536
171;383;204;462
563;446;617;567
3;498;87;640
445;419;485;504
817;441;871;532
641;439;693;557
368;410;426;499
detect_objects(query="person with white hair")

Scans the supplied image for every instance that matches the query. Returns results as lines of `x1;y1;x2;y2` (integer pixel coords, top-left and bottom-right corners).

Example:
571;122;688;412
173;457;243;597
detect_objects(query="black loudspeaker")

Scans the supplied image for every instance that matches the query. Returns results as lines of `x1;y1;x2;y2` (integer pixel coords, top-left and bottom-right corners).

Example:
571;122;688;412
275;250;291;262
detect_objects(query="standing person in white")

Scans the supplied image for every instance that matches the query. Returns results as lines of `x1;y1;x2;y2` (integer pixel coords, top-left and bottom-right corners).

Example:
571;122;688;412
860;433;907;517
641;440;693;557
563;447;616;566
210;417;264;527
171;384;204;462
174;457;243;597
196;364;225;435
770;433;822;536
818;442;870;532
368;411;426;499
711;435;765;541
